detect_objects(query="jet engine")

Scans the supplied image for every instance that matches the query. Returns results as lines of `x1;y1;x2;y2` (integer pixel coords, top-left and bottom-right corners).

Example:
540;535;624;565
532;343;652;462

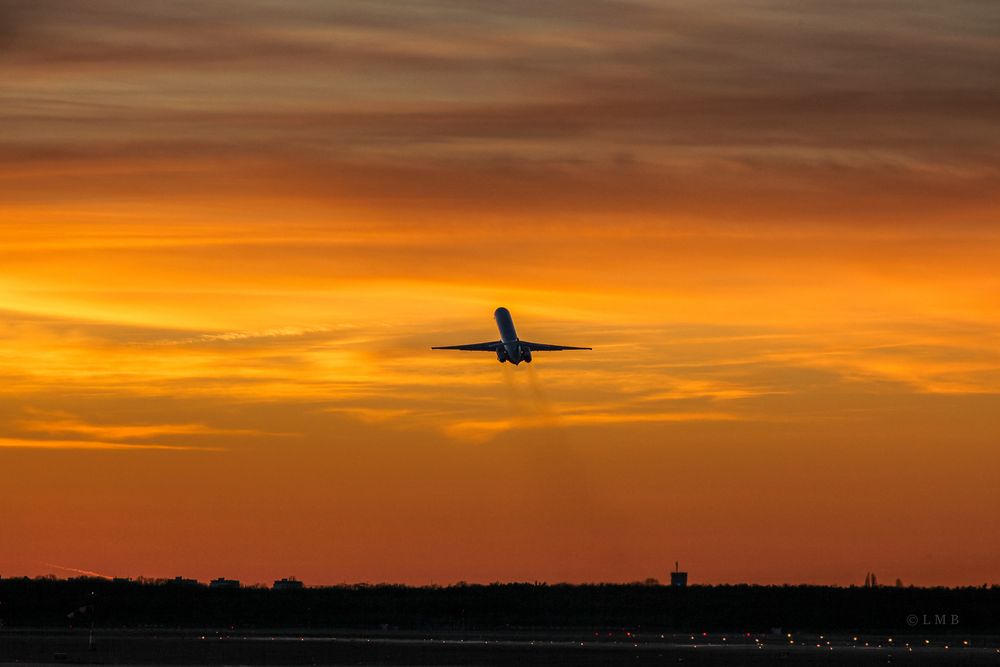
496;347;508;363
521;347;532;363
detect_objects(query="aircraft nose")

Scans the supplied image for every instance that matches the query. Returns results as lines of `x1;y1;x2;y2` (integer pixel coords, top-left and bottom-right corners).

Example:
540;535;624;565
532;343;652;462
494;306;509;318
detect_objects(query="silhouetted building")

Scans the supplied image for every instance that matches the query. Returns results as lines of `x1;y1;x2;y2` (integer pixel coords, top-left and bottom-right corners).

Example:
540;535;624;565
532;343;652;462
167;577;199;587
209;578;240;589
670;561;688;587
273;577;304;591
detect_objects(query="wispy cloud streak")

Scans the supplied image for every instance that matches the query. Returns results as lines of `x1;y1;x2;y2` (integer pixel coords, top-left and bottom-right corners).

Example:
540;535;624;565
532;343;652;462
0;438;223;452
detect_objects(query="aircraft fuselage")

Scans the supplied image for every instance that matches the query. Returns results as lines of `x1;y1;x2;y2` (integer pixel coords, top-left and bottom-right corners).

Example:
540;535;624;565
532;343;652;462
495;307;527;364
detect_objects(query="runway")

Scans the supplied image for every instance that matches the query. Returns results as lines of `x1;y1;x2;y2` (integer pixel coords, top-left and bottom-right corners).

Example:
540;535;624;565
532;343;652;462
3;629;998;665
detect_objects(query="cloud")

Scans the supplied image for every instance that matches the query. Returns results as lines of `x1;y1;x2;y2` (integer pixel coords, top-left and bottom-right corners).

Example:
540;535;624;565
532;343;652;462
0;437;222;452
158;326;334;345
444;410;742;442
2;1;998;220
324;407;416;423
16;411;287;440
42;562;113;579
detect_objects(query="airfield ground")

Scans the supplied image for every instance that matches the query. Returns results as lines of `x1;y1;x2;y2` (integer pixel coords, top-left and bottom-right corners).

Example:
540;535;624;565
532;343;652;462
3;628;999;665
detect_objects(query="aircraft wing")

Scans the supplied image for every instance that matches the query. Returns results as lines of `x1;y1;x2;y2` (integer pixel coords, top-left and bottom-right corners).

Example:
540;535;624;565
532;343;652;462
431;341;503;351
520;341;592;351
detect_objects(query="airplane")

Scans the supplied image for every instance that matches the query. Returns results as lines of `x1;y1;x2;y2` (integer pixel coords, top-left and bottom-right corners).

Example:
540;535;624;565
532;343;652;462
432;307;591;364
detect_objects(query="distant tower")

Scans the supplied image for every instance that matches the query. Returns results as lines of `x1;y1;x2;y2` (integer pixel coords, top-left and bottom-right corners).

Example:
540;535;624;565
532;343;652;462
864;572;871;588
670;561;688;587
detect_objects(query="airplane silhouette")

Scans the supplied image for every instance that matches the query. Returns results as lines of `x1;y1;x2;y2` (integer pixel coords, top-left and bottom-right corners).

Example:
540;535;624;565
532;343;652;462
432;307;591;364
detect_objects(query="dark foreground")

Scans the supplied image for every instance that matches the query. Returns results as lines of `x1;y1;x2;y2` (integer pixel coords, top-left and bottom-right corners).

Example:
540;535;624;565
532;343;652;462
3;578;999;631
3;579;999;664
2;629;1000;666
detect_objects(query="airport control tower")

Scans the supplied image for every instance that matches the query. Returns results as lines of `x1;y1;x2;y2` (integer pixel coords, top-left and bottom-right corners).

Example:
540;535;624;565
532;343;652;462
670;561;688;587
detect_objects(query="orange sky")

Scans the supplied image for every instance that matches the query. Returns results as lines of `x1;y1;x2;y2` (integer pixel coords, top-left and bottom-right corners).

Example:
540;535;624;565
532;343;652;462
1;1;999;587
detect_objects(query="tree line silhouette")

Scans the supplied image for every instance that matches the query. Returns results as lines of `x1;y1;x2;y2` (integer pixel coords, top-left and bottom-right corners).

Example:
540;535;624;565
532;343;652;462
1;577;996;633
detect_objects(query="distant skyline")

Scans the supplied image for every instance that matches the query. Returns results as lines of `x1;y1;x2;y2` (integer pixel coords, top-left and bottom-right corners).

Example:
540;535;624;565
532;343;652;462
1;1;998;586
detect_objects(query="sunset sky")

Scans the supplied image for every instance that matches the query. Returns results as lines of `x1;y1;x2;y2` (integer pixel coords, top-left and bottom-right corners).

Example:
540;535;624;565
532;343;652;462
2;0;998;586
